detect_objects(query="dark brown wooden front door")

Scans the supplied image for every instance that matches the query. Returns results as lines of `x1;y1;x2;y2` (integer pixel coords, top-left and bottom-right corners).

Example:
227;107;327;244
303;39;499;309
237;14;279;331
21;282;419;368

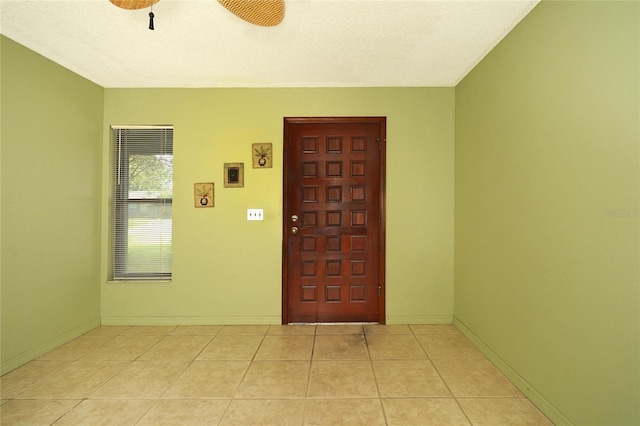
282;117;386;323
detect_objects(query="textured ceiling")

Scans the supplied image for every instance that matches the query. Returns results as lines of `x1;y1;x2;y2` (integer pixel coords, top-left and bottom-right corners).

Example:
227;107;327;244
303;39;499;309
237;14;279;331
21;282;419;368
0;0;539;88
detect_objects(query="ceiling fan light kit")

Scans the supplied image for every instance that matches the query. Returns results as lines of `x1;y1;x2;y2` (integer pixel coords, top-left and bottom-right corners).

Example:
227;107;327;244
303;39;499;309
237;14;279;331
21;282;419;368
109;0;285;30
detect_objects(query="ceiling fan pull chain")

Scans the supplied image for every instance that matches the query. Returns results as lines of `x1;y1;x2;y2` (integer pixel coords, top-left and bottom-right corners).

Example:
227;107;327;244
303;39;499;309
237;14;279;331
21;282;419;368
148;4;155;30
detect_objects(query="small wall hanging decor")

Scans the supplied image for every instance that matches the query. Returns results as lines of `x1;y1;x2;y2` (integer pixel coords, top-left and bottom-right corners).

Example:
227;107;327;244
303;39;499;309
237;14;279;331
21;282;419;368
194;183;214;207
224;163;244;188
252;143;273;168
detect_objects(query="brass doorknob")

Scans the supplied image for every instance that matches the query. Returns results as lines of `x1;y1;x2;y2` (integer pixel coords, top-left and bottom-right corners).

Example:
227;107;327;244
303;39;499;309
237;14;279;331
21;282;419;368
291;226;299;234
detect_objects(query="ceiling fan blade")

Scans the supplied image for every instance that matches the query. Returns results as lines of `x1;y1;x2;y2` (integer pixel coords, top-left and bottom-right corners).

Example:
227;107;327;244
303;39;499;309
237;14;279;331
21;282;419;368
109;0;160;10
218;0;285;27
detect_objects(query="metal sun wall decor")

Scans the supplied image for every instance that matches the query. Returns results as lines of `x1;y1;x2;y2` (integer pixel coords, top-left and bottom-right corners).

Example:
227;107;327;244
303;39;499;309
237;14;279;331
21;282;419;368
252;143;272;168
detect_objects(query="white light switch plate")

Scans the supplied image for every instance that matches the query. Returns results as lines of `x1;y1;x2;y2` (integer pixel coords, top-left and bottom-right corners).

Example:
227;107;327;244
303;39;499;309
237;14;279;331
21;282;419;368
247;209;264;221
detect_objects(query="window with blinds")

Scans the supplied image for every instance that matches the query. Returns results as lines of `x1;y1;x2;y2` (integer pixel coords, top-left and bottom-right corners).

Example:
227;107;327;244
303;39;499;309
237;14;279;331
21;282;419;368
112;126;173;280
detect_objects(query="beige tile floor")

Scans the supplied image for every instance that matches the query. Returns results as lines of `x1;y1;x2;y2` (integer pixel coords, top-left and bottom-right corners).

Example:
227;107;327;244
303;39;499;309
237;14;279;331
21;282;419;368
0;324;553;425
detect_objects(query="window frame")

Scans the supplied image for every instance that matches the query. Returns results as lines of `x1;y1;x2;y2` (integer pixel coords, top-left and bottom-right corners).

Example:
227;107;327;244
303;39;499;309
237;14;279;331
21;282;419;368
111;125;173;281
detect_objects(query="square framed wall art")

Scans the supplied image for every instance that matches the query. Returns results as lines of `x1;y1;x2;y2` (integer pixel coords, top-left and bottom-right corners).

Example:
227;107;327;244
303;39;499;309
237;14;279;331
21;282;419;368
194;182;214;207
224;163;244;188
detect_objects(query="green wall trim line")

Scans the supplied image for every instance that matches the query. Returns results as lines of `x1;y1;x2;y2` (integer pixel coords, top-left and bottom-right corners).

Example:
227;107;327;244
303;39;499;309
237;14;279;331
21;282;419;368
100;316;281;326
386;315;453;325
453;316;572;426
0;318;101;375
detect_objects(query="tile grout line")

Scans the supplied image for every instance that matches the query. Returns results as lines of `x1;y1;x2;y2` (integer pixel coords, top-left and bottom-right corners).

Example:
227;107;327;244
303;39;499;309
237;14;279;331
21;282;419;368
214;325;270;424
49;399;85;426
363;325;392;426
84;329;167;403
101;328;175;426
52;326;139;426
147;328;222;422
301;324;318;426
96;327;213;426
6;328;123;402
410;325;475;425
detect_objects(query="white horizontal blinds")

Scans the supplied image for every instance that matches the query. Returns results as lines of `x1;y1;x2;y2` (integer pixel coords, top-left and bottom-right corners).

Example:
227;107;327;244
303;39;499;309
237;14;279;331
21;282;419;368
112;126;173;280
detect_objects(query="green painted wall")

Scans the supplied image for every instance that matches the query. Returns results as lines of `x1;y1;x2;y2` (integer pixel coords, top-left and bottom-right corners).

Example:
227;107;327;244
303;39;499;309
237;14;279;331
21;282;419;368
101;88;455;325
454;1;639;425
0;36;104;373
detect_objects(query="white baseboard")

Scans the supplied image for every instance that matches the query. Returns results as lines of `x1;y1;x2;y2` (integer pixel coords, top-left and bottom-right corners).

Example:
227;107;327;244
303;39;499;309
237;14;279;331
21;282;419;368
453;316;572;426
386;315;453;325
1;318;101;375
100;316;281;326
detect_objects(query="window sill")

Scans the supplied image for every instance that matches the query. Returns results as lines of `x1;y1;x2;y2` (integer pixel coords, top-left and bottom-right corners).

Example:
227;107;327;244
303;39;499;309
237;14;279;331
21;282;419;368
106;280;172;284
